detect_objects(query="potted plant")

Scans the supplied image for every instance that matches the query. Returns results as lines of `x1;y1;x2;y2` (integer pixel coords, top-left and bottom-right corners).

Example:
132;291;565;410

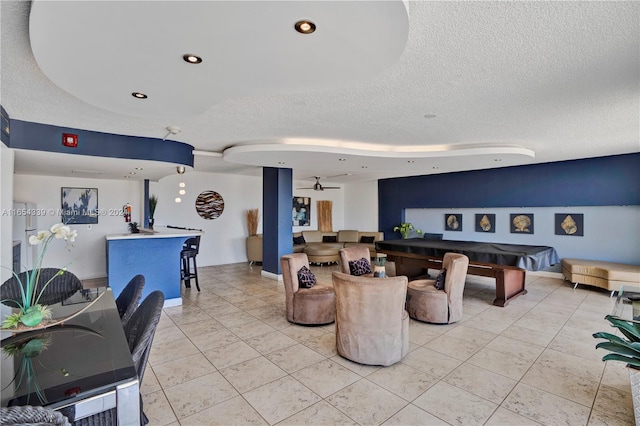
148;195;158;229
393;222;422;239
593;315;640;422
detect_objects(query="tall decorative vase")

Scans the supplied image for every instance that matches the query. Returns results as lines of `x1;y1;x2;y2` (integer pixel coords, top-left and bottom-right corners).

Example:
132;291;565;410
629;368;640;425
149;218;154;230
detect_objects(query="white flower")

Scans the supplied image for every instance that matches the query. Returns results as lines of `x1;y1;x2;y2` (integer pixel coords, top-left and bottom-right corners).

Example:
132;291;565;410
29;230;51;245
50;223;73;239
65;229;78;243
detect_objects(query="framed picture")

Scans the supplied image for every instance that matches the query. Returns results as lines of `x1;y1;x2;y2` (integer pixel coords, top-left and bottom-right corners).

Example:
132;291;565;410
510;213;534;234
475;213;496;233
293;196;311;226
445;213;462;231
61;187;98;224
555;213;584;236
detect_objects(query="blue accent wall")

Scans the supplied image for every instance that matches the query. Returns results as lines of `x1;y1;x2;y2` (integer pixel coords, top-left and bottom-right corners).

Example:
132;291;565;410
7;119;194;166
107;237;187;302
263;167;293;275
379;153;640;239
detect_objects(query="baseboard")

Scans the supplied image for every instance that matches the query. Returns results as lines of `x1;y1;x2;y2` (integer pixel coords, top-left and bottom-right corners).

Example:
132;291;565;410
261;270;283;281
527;270;564;279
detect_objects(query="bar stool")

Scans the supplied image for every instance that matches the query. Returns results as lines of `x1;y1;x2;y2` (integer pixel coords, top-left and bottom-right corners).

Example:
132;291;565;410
180;236;201;291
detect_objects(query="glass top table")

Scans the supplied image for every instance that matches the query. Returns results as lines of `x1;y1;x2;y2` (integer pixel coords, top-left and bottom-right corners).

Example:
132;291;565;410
611;285;640;323
1;287;139;423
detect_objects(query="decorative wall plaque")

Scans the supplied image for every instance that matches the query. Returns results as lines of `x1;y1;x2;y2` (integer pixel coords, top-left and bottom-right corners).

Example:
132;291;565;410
510;213;534;234
475;213;495;233
195;191;224;219
555;213;584;236
445;213;462;231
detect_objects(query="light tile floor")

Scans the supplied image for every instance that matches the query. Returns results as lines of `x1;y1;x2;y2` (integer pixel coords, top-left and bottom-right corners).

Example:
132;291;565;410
142;263;634;426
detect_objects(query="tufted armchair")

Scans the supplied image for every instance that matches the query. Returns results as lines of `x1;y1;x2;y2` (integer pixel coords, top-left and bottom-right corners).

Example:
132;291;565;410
332;271;409;366
280;253;335;325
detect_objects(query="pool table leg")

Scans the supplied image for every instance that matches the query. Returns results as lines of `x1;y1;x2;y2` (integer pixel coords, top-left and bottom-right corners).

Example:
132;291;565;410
493;268;527;307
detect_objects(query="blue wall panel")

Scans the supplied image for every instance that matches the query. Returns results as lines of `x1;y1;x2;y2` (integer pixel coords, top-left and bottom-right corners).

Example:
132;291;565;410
8;119;193;166
263;167;293;275
379;153;640;239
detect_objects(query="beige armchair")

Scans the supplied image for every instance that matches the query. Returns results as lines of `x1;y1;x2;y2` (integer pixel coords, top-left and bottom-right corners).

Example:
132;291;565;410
280;253;335;325
339;246;373;276
246;235;262;265
406;252;469;324
332;271;409;366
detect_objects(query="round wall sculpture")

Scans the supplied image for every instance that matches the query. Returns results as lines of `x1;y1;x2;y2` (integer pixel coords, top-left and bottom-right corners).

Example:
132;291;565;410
195;191;224;220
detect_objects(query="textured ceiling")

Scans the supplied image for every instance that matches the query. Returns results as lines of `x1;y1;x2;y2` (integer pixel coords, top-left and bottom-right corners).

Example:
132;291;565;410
1;1;638;184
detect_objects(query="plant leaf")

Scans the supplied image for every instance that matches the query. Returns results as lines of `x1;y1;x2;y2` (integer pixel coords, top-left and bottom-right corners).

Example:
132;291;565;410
605;315;640;342
602;353;640;369
596;342;640;358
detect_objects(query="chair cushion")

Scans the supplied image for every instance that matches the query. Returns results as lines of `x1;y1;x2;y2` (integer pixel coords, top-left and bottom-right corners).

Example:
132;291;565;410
297;266;316;288
293;235;306;245
434;269;446;290
323;235;338;243
360;236;375;244
349;257;372;276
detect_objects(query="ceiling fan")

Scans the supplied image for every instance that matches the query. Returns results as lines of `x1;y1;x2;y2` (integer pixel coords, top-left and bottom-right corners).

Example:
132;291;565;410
297;176;341;191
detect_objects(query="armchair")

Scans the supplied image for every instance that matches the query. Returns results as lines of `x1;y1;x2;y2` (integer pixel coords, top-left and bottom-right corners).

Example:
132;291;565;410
332;272;409;366
280;253;335;325
339;246;373;276
406;252;469;324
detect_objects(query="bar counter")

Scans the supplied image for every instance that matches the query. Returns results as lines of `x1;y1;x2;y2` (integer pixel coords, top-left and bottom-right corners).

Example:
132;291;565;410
106;227;202;306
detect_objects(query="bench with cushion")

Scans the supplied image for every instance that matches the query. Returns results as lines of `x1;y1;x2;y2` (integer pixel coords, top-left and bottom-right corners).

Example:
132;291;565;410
294;230;384;264
561;258;640;294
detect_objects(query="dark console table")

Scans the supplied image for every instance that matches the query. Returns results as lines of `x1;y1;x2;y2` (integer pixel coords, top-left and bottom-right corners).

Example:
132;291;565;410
376;239;560;307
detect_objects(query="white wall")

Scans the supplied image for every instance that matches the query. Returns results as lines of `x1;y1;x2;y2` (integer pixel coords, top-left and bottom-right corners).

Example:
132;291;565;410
406;206;640;266
150;172;264;266
0;144;14;277
13;174;142;279
292;180;345;233
344;180;378;231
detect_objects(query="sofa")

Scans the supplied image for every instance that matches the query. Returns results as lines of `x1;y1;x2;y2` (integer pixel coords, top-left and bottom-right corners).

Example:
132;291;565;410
245;230;383;265
294;230;384;264
561;258;640;293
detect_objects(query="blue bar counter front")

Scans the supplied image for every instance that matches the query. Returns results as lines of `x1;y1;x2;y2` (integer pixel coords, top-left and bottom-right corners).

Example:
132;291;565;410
106;229;201;306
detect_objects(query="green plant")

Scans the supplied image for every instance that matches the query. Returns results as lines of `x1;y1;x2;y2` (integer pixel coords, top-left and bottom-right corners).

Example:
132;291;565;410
148;195;158;219
1;223;77;329
593;315;640;369
393;222;422;239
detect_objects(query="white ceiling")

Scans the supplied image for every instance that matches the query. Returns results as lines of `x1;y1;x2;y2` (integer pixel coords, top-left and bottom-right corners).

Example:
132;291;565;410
1;1;638;185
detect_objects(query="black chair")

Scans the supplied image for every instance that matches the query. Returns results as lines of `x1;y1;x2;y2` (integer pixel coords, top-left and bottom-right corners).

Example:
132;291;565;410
1;405;70;425
1;268;83;307
74;291;164;426
423;233;444;241
115;274;145;327
180;236;201;291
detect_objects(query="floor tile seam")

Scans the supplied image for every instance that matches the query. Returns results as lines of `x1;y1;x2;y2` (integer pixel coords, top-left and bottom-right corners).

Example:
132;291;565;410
436;373;506;408
149;351;219;381
146;388;181;425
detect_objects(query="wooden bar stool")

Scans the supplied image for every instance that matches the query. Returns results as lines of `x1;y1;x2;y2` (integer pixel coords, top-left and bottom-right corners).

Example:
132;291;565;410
180;236;201;291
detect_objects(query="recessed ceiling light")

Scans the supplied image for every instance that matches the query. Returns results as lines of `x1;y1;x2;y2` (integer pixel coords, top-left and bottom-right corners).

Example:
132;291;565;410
132;92;147;99
407;160;415;163
494;158;502;162
129;172;136;175
183;54;202;64
361;166;368;169
135;167;143;170
338;158;346;162
423;114;437;119
294;20;316;34
179;182;186;188
432;166;439;169
175;197;182;203
278;161;285;165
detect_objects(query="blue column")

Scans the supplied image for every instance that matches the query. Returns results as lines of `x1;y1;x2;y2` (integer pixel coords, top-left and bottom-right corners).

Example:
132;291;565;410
143;179;150;228
262;167;293;275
